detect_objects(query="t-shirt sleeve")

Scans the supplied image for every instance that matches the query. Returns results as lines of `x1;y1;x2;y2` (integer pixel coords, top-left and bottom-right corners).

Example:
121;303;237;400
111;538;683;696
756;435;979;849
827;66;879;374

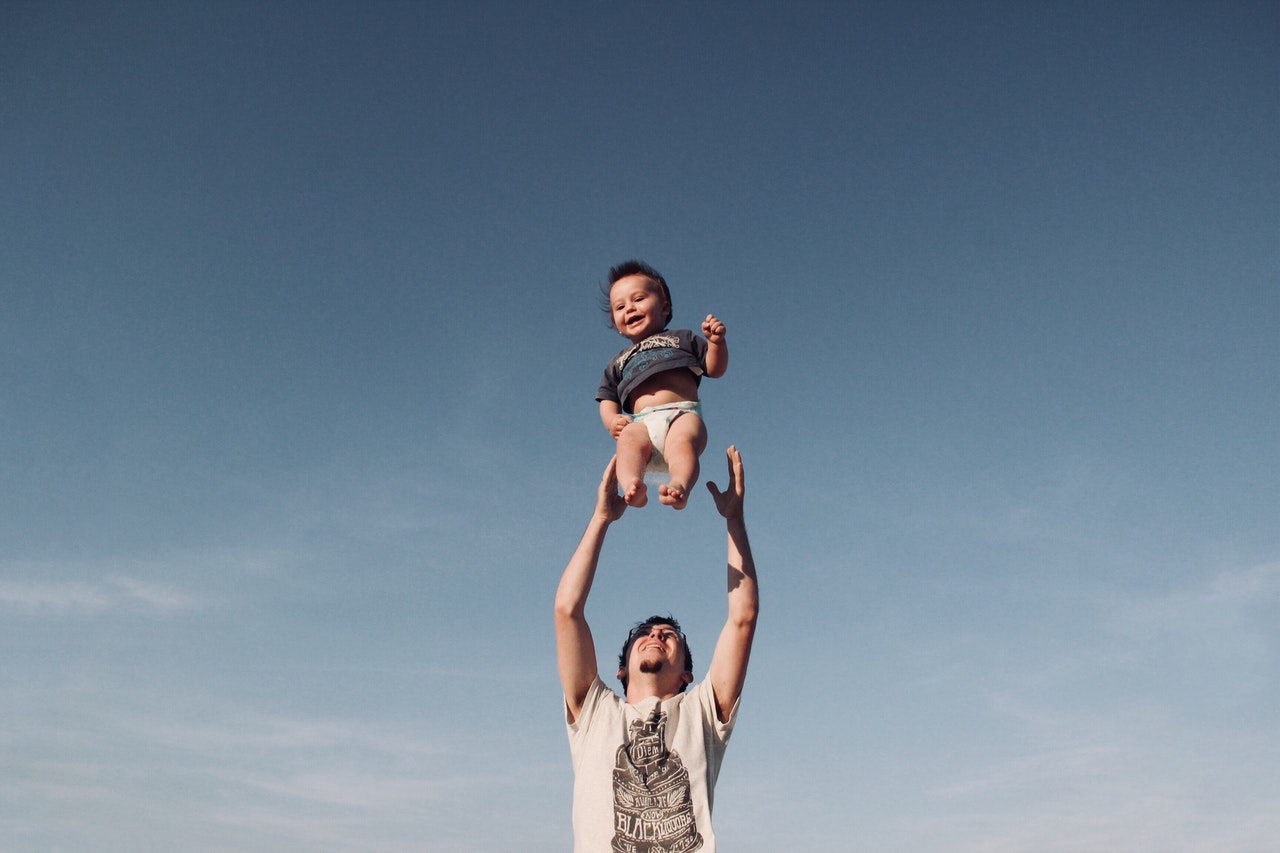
566;677;620;774
596;363;620;403
695;678;738;745
567;676;608;736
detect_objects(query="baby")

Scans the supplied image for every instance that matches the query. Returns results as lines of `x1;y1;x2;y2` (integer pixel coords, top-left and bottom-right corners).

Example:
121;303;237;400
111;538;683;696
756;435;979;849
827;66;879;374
596;260;728;509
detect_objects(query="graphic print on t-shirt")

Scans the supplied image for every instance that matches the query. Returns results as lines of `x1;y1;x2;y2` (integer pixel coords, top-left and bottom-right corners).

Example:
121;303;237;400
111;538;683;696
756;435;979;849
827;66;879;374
615;334;683;374
619;339;683;396
611;706;703;853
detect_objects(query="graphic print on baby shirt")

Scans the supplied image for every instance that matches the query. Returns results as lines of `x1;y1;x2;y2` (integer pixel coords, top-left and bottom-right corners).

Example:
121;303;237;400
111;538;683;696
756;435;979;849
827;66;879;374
611;706;703;853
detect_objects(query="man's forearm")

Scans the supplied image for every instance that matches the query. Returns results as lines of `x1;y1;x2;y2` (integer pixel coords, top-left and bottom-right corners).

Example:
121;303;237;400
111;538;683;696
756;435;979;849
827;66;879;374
555;514;611;619
707;511;758;722
556;513;613;720
725;516;758;625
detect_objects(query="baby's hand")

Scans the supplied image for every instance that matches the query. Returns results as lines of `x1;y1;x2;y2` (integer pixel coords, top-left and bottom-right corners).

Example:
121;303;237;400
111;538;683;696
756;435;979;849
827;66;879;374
702;314;726;343
609;414;632;440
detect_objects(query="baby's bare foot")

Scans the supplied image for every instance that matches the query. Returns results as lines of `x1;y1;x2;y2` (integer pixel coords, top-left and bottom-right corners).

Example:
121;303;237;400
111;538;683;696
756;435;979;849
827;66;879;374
624;478;648;507
659;483;689;510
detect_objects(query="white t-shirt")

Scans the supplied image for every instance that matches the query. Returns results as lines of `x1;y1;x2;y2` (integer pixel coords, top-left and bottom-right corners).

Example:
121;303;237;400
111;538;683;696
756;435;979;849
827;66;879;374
566;676;738;852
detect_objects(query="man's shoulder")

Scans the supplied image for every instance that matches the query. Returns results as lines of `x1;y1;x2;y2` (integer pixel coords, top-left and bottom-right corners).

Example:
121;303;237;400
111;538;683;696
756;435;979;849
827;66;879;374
571;676;623;728
683;678;718;709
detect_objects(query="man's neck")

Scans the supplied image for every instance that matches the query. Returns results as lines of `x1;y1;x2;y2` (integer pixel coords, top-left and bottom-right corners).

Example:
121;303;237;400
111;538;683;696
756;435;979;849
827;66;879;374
625;677;686;705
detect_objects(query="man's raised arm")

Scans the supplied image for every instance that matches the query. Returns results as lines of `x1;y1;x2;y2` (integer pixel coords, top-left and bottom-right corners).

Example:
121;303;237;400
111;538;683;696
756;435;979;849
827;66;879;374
555;456;627;723
705;446;759;723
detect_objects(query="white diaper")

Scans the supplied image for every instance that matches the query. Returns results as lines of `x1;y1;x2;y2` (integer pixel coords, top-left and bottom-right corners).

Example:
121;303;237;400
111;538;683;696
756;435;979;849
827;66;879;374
632;401;703;474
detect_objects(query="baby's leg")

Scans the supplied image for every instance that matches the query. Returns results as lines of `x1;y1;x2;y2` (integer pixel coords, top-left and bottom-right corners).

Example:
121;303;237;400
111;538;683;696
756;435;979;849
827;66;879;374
658;413;708;510
616;421;652;507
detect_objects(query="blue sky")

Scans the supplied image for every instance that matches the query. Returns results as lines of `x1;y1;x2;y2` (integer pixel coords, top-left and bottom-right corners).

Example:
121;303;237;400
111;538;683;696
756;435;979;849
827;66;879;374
2;2;1277;850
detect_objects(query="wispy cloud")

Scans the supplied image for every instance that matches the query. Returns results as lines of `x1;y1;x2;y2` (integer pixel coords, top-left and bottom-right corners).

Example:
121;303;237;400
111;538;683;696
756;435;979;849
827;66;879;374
7;693;565;852
130;711;445;759
0;576;198;614
0;546;312;615
1119;560;1280;619
913;560;1280;851
1105;560;1280;672
920;699;1280;852
1208;560;1280;604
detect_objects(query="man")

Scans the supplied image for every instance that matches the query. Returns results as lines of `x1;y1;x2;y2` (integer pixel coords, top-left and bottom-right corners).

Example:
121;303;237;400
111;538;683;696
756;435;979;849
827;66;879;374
555;446;759;852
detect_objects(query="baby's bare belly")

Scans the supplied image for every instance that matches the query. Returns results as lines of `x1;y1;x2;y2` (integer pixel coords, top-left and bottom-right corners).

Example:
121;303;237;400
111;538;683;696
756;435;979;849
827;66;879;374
626;369;701;413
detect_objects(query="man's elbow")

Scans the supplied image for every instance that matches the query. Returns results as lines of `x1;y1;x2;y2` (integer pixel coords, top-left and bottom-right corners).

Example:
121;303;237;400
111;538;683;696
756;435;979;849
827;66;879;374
729;602;759;631
554;594;585;624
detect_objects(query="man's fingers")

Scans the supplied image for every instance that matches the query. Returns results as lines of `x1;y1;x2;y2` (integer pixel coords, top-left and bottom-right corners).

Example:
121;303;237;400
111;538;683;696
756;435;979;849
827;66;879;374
726;445;744;495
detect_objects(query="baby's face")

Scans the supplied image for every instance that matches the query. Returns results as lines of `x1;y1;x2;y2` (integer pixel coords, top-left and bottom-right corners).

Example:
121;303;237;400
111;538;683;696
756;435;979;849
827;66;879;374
610;274;670;342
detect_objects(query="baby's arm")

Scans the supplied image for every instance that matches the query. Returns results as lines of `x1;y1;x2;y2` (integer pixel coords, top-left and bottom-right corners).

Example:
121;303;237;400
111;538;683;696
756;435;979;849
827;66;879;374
702;314;729;378
600;399;632;439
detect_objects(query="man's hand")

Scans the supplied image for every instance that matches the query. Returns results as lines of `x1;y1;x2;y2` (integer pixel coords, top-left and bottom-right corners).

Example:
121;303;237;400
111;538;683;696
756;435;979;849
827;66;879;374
706;445;744;520
596;455;628;523
702;314;727;344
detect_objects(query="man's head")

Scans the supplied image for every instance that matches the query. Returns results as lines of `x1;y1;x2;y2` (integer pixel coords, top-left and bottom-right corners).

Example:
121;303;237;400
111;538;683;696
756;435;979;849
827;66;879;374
617;615;693;695
604;259;673;331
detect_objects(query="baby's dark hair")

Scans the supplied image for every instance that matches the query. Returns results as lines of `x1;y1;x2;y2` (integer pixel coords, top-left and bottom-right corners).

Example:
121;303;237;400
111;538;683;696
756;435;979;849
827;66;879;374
600;259;673;327
618;614;693;693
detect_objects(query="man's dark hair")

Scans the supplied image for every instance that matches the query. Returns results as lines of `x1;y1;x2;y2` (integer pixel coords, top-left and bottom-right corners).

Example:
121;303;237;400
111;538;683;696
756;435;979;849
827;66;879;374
601;259;673;326
618;614;693;693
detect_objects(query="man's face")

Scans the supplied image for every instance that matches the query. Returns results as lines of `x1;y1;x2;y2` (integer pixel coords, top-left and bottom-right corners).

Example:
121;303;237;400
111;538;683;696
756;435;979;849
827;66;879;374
623;623;689;685
609;274;670;343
